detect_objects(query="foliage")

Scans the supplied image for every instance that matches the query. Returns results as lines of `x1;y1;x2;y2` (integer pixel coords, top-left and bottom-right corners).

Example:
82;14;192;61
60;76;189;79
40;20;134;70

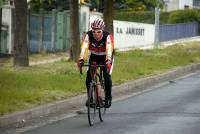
90;0;103;12
29;0;69;12
28;0;163;12
0;0;9;5
0;0;4;5
113;0;164;11
114;9;200;26
168;9;200;24
29;0;41;12
114;10;154;24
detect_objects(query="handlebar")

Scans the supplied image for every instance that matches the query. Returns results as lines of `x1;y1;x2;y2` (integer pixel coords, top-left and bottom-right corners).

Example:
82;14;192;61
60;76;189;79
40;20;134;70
79;64;105;75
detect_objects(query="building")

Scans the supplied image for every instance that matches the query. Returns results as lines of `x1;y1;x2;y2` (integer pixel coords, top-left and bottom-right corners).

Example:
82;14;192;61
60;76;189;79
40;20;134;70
163;0;200;11
193;0;200;8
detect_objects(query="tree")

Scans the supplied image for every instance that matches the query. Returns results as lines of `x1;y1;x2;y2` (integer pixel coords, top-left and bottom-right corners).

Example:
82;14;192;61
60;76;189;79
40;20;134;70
69;0;80;61
113;0;164;11
28;0;70;12
13;0;29;66
103;0;113;33
29;0;42;12
90;0;103;12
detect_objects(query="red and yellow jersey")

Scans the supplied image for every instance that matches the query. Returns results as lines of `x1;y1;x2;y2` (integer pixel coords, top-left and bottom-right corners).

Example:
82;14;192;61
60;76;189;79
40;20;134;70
79;30;114;61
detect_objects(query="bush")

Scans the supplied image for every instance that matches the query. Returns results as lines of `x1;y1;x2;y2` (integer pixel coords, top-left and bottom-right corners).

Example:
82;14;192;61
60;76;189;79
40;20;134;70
114;9;200;34
114;10;154;24
160;12;170;24
168;9;200;24
114;10;171;24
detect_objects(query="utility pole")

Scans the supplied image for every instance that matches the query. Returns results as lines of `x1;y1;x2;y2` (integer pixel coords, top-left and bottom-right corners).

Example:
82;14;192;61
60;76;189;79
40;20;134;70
154;0;160;48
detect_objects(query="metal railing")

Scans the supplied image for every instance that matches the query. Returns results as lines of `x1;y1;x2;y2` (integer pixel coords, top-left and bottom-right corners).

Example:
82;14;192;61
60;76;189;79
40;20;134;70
159;22;199;42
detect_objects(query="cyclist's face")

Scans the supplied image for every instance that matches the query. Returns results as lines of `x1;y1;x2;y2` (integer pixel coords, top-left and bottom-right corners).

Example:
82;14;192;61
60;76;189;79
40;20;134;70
92;29;103;41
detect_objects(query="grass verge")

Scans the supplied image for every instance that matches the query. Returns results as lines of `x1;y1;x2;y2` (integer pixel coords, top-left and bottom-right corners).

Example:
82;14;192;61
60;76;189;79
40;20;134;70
0;42;200;115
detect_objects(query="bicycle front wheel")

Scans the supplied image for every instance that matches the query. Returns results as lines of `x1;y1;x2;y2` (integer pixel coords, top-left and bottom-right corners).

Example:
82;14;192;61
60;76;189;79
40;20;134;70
88;82;97;126
98;82;106;122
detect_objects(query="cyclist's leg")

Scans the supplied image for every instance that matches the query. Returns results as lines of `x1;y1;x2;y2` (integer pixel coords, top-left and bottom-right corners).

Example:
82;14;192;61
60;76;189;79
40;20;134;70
85;70;91;106
85;54;96;106
97;55;112;108
86;70;91;92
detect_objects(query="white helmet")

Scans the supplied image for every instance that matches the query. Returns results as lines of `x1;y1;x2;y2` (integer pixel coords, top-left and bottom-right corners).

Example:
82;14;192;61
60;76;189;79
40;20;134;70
91;19;105;30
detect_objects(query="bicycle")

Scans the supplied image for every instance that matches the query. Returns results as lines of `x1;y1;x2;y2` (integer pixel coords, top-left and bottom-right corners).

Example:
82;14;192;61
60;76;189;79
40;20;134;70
80;62;107;126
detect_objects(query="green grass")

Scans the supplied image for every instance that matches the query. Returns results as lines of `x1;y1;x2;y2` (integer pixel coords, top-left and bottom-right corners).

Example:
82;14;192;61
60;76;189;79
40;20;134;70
1;42;200;115
113;43;200;83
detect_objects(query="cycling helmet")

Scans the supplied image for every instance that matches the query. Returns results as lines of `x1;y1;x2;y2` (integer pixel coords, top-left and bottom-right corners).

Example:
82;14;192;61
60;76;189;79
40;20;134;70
91;19;105;30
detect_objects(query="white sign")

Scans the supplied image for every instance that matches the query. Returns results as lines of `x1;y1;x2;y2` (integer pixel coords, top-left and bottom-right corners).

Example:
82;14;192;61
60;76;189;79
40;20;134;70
113;20;155;50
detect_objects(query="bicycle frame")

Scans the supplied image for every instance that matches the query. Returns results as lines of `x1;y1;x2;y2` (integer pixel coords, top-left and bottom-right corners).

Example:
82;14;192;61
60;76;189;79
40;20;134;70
80;63;105;98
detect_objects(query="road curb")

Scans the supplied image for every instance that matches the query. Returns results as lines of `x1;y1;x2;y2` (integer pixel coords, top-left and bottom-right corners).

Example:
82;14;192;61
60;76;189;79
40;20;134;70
1;63;200;128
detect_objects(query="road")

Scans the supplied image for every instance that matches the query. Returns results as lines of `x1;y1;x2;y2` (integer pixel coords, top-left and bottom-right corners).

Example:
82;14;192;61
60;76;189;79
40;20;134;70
22;71;200;134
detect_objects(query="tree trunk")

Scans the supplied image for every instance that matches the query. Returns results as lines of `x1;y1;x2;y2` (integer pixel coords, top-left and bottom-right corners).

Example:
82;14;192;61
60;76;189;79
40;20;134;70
103;0;113;33
69;0;80;61
13;0;29;66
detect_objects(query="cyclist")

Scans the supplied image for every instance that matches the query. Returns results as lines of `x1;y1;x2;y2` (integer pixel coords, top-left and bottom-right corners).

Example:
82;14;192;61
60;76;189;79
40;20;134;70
78;19;114;108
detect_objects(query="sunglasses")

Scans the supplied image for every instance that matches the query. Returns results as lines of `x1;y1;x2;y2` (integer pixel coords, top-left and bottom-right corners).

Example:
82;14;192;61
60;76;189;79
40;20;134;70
92;30;102;34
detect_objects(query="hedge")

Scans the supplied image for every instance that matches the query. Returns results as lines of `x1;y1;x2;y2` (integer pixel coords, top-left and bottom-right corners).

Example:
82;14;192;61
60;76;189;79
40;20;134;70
114;9;200;33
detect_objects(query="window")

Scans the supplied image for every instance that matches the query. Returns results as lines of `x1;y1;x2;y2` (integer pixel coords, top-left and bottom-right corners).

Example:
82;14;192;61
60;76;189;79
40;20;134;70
193;0;200;8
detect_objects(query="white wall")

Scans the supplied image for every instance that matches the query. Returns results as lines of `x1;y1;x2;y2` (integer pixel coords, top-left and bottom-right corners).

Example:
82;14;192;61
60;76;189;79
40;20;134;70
165;0;194;11
113;20;155;50
179;0;193;9
166;0;179;11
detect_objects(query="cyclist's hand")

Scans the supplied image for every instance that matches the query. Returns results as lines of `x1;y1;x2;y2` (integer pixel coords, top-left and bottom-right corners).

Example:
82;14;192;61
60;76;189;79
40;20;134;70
106;60;112;73
78;59;84;68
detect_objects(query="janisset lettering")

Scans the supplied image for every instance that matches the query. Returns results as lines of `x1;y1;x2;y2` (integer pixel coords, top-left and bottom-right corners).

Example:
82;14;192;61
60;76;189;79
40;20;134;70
126;28;144;35
116;27;145;36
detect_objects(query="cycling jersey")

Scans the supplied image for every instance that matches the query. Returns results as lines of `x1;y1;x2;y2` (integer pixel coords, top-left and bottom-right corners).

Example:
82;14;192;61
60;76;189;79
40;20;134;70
79;30;114;62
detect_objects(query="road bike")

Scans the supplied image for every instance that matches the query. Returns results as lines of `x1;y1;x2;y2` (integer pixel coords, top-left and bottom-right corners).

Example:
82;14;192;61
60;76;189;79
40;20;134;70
80;62;107;126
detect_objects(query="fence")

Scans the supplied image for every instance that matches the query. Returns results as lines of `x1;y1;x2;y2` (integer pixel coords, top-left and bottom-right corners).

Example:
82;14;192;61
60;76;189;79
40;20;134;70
159;22;199;42
0;5;90;54
29;5;90;53
29;10;71;53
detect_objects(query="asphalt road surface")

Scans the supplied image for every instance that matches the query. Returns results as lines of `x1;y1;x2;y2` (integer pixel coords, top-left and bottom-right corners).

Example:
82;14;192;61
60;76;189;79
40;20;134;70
22;71;200;134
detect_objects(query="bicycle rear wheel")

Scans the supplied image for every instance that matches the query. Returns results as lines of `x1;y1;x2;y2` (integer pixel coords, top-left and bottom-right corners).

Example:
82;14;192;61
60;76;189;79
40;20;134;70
88;82;97;126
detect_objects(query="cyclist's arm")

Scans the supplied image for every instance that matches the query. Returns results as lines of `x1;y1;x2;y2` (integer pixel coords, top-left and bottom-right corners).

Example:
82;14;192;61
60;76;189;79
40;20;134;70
106;35;114;62
79;34;89;60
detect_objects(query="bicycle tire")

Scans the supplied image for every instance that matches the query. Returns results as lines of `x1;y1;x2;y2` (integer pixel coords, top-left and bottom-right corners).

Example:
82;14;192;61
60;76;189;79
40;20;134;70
88;82;97;126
